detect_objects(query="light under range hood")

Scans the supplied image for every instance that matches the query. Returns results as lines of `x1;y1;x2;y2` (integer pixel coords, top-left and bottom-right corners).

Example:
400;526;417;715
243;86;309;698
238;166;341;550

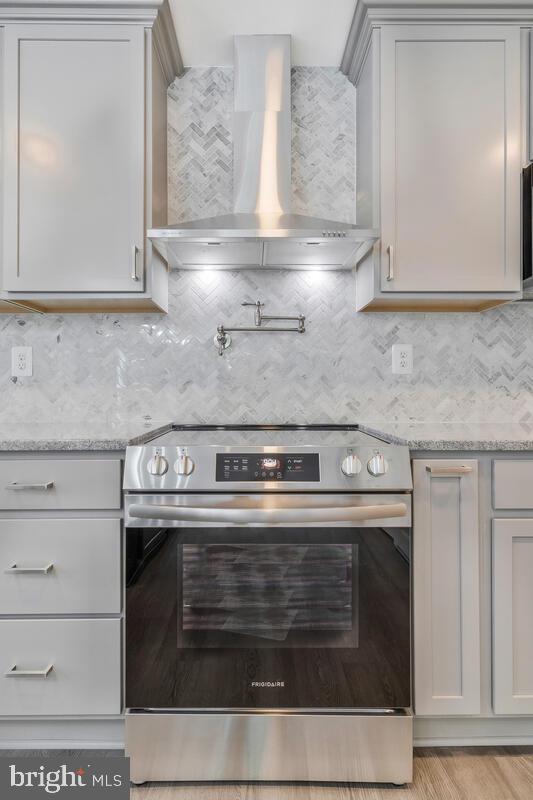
149;35;378;271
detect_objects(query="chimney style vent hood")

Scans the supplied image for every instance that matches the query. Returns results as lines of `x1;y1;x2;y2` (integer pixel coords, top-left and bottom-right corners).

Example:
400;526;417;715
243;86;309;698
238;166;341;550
149;35;378;270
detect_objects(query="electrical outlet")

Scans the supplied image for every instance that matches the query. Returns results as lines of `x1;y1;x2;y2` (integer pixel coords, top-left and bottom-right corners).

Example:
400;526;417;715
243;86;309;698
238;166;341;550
11;346;33;377
392;344;413;375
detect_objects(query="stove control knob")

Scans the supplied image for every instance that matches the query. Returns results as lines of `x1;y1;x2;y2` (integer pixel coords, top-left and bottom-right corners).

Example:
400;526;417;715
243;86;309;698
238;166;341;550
367;453;388;477
147;454;169;476
175;454;195;476
341;454;361;477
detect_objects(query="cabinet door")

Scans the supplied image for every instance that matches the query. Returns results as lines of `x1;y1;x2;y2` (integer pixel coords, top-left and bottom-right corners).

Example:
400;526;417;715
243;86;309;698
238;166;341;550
413;459;481;715
2;24;145;292
493;520;533;714
380;25;521;293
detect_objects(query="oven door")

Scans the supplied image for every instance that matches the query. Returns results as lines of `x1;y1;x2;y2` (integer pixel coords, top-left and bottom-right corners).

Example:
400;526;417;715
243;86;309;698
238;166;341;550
125;493;411;712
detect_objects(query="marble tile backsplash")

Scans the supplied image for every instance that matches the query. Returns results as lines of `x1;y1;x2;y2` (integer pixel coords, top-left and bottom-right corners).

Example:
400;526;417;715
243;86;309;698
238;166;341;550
1;67;532;427
2;270;533;426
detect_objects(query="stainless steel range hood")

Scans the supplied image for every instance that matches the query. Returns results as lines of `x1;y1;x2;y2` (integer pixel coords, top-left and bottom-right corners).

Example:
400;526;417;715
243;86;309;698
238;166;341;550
149;35;378;270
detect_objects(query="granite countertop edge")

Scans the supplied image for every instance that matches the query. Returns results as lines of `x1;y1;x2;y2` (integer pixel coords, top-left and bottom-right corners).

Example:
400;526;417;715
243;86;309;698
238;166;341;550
359;425;533;451
0;423;171;453
2;422;533;452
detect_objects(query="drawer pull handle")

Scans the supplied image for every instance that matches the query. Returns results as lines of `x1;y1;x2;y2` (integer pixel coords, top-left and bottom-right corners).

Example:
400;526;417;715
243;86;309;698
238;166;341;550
5;563;54;574
426;465;473;476
5;664;54;678
5;481;54;491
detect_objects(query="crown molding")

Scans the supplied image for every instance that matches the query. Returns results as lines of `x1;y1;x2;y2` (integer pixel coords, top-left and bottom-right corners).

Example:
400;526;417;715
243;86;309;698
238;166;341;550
0;0;184;84
0;1;161;25
341;0;533;84
153;0;184;83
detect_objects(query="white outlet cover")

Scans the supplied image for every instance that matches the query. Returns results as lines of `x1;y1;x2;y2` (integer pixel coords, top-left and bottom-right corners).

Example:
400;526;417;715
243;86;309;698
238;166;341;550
11;346;33;377
392;343;413;375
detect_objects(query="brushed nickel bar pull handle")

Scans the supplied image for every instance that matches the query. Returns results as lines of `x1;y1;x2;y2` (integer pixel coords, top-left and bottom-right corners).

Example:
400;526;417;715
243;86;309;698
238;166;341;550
387;245;394;281
426;465;473;476
5;664;54;678
5;563;54;574
128;502;408;524
5;481;54;491
132;245;140;281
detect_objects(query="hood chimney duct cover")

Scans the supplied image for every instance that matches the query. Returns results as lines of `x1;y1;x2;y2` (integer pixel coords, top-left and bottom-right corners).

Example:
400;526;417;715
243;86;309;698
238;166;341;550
148;34;378;270
233;35;291;215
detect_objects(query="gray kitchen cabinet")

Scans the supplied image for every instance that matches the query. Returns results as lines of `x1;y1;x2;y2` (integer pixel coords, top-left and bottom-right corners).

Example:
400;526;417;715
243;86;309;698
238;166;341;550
0;458;121;510
0;518;121;615
0;619;121;716
2;23;145;294
493;459;533;509
0;1;182;312
413;459;481;715
345;4;523;310
0;450;123;719
492;519;533;715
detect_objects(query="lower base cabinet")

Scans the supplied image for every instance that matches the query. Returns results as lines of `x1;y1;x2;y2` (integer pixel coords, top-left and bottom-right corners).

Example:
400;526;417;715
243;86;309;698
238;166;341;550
0;619;121;716
0;518;121;615
413;459;481;715
493;520;533;715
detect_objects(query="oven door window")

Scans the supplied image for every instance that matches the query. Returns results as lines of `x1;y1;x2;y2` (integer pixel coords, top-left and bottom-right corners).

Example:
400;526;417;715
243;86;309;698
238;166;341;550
180;543;358;648
126;526;410;710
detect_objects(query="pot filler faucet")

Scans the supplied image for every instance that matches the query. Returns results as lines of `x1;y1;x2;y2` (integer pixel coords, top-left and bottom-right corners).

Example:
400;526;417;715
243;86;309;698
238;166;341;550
214;300;306;355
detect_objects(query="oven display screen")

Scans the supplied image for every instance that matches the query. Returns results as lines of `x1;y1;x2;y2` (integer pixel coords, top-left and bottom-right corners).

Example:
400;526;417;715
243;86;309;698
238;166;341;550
216;453;320;482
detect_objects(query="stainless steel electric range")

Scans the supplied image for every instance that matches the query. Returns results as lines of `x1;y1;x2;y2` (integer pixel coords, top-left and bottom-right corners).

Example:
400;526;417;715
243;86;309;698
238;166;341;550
123;425;413;785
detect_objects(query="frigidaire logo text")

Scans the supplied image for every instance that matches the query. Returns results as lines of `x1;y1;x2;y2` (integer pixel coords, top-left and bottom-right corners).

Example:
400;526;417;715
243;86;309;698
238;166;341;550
9;764;124;794
251;680;285;688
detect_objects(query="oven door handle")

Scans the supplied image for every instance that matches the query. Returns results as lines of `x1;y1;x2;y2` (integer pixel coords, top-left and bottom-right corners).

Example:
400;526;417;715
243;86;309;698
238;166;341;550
127;502;408;524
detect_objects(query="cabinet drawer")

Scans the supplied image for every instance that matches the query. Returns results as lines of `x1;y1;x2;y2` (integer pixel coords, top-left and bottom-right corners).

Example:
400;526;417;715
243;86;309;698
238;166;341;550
0;460;121;510
0;619;121;716
0;519;121;614
493;460;533;509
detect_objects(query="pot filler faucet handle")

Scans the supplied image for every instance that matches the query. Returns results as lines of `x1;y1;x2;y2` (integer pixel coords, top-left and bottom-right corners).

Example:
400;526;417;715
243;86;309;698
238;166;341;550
216;325;231;356
241;300;264;326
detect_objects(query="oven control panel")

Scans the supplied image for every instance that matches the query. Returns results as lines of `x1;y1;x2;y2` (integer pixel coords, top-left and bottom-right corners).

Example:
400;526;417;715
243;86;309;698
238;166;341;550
216;453;320;482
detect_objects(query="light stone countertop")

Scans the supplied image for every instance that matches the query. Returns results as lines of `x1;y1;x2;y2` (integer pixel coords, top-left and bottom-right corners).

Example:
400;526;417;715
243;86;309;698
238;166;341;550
360;422;533;451
1;421;533;452
0;421;171;452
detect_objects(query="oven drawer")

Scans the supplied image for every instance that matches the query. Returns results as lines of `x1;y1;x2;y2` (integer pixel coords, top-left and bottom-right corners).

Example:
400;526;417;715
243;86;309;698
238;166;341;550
0;459;121;510
0;619;121;716
493;460;533;509
0;518;121;614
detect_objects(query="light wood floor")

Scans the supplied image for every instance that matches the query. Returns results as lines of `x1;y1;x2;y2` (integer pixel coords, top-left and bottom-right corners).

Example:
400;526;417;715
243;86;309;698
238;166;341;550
3;747;532;799
127;748;533;800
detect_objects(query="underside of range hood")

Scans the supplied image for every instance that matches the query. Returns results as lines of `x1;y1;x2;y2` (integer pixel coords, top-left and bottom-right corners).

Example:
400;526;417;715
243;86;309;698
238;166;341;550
149;213;378;270
149;35;378;270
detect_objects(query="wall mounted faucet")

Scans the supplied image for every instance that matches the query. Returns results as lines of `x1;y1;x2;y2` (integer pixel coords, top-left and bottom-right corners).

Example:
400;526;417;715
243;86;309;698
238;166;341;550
214;300;306;355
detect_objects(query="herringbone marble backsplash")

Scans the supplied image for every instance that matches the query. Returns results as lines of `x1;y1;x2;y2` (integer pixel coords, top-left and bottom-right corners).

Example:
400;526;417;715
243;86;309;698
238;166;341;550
2;68;533;426
3;269;533;426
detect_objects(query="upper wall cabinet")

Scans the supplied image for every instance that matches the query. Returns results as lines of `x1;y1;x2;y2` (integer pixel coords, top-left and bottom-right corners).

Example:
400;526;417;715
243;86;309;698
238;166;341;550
3;24;144;294
343;3;524;311
0;1;182;313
